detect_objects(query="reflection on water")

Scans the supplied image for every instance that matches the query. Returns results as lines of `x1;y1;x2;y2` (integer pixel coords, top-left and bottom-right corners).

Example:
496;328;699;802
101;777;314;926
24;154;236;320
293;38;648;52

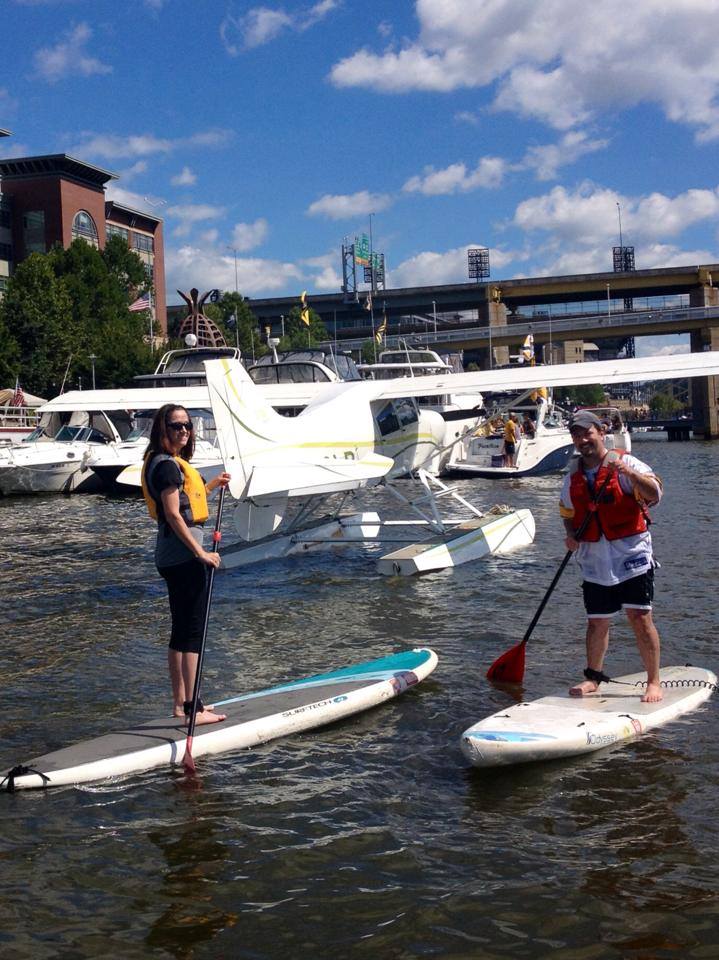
1;439;718;958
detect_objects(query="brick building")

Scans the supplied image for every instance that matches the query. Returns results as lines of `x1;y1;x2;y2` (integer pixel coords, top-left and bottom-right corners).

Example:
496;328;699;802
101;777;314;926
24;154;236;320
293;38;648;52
0;152;166;335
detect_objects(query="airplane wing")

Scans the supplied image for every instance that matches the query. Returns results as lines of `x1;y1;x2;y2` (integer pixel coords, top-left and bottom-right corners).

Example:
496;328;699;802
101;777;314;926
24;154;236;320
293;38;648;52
361;351;719;400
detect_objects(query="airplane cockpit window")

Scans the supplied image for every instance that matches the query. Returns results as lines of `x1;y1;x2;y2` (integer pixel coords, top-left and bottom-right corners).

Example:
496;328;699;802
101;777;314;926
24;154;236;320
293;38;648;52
375;403;400;436
376;398;418;436
394;397;419;427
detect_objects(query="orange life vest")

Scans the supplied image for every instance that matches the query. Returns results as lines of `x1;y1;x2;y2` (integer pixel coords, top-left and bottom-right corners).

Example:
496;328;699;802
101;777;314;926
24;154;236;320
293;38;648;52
569;453;649;542
141;454;209;525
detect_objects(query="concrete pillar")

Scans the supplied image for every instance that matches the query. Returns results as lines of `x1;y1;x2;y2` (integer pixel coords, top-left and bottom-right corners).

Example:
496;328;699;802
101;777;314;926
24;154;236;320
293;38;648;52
477;297;509;367
689;270;719;307
689;326;719;438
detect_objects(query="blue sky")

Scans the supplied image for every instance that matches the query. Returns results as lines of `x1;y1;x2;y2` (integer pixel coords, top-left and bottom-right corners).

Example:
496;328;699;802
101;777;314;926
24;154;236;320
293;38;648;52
1;0;718;356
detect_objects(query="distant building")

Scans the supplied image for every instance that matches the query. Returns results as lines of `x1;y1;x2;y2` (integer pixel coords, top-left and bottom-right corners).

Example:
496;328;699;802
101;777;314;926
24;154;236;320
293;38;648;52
0;153;166;335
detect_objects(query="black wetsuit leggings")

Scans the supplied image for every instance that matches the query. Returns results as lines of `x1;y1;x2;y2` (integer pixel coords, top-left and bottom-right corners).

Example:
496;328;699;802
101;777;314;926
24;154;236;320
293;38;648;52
158;559;209;654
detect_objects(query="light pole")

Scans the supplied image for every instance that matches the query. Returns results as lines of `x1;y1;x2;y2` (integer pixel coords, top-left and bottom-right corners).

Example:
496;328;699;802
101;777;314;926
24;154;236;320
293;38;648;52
606;283;611;316
280;314;285;338
432;300;437;337
88;353;97;390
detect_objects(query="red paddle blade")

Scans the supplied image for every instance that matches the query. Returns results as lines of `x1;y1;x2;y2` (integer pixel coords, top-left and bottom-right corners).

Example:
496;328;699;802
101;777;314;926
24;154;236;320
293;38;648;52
486;641;526;683
183;737;196;774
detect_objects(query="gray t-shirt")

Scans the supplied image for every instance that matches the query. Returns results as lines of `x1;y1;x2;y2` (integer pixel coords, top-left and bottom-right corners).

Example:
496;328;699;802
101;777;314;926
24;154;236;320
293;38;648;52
147;456;205;568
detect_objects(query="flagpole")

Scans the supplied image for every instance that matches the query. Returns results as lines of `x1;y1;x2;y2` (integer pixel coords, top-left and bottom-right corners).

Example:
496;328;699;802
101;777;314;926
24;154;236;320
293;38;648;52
149;289;154;348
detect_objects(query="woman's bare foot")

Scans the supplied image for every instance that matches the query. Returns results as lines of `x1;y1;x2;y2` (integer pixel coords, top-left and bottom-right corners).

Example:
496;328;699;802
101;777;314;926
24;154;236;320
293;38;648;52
569;679;599;697
189;707;226;725
173;705;185;719
641;682;663;703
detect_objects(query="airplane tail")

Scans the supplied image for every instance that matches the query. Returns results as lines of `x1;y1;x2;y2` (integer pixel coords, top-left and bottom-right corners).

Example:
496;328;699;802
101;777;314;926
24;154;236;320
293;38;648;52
204;358;393;501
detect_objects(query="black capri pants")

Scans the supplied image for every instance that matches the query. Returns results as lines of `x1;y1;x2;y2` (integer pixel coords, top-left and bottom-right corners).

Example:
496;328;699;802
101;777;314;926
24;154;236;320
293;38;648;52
158;559;209;654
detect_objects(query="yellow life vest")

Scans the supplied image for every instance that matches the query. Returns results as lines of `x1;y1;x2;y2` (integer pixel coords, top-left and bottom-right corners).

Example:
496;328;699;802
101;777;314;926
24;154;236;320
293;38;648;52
141;454;209;525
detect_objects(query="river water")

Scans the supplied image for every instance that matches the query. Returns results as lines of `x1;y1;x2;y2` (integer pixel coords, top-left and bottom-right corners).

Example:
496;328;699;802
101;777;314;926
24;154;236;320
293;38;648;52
2;438;718;960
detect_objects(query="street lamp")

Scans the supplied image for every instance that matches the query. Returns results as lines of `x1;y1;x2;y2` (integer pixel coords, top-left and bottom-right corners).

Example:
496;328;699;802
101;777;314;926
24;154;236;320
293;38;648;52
432;300;437;337
606;283;611;316
226;246;239;295
88;353;97;390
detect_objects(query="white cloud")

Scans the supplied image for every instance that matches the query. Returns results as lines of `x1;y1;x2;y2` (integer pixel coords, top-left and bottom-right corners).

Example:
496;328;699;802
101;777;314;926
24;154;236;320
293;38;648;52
166;203;227;237
105;184;159;213
0;87;18;118
389;244;518;288
221;1;339;54
171;166;197;186
306;190;392;220
231;218;269;251
513;182;719;250
520;131;609;181
300;252;343;289
403;156;507;195
166;244;303;296
200;228;219;244
120;160;149;181
329;0;719;139
72;128;232;161
34;23;112;82
636;336;690;359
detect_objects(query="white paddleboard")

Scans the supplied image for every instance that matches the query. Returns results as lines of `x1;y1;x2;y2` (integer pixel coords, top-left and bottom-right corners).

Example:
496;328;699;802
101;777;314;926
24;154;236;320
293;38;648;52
461;665;716;768
3;648;438;791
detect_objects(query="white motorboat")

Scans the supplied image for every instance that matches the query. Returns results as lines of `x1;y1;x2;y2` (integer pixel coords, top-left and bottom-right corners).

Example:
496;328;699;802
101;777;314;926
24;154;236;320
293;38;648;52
0;408;136;495
447;390;574;478
358;345;484;472
447;395;631;478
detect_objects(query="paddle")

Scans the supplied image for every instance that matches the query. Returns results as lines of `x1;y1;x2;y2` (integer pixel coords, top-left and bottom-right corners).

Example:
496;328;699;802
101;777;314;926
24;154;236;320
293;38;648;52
183;485;226;774
486;456;616;683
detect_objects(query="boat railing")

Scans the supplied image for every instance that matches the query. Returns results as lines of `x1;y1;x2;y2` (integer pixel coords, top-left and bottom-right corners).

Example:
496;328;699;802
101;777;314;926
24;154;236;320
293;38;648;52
0;405;40;429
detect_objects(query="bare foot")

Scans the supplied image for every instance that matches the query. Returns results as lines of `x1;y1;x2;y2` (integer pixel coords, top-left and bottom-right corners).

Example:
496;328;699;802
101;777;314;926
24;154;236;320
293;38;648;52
641;682;663;703
569;679;599;697
173;706;185;719
188;707;226;725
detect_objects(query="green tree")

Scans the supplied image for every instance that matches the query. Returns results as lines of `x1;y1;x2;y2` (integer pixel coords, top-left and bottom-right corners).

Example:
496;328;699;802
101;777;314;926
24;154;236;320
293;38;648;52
278;305;328;350
649;392;683;417
360;338;378;364
0;253;75;395
563;383;606;407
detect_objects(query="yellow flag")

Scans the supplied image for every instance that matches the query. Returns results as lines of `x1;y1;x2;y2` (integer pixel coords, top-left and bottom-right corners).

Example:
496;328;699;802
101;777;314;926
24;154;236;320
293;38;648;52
300;290;310;326
375;311;387;344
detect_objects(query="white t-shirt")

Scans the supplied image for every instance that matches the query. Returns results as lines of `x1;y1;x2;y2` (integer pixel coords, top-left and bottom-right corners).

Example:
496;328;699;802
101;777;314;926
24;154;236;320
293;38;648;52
560;454;661;586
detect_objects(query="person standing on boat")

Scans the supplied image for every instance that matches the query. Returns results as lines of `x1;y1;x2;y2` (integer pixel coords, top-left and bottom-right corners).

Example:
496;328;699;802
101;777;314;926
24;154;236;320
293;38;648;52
142;404;231;724
559;410;664;703
503;414;518;467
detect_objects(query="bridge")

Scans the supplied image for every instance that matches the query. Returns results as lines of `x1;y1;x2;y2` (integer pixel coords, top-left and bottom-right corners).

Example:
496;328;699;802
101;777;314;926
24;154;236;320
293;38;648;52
238;261;719;439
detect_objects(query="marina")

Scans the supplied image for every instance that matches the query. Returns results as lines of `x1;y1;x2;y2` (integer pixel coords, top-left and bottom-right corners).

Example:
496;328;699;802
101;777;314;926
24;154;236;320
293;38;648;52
2;438;717;958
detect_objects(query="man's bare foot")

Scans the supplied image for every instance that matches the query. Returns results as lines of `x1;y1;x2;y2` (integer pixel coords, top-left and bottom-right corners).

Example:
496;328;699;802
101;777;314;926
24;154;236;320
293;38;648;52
641;682;663;703
569;679;599;697
188;707;226;725
173;706;185;719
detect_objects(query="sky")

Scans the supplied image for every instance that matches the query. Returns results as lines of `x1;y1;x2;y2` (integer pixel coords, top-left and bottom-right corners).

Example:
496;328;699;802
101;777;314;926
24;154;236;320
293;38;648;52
2;0;718;356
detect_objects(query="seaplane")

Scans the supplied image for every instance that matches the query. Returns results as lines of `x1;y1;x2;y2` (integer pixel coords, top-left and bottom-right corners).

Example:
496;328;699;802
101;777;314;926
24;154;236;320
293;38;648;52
202;349;719;576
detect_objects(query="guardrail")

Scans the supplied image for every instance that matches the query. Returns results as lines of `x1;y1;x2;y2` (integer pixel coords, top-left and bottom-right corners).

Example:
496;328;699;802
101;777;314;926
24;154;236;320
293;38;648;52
321;304;719;353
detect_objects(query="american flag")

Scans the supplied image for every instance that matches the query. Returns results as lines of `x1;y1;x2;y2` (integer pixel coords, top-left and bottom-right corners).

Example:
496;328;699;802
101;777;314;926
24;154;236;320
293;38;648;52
12;381;25;407
129;292;151;312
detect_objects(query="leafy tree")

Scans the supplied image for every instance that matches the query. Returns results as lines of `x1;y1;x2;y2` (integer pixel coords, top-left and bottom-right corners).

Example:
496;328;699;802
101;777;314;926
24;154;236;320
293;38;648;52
562;383;606;407
278;305;328;350
650;392;683;417
0;300;19;387
360;338;378;364
0;253;74;395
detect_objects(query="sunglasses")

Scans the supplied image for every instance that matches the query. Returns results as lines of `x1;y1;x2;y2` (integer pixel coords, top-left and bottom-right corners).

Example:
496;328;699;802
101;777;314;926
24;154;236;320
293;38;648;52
167;421;193;433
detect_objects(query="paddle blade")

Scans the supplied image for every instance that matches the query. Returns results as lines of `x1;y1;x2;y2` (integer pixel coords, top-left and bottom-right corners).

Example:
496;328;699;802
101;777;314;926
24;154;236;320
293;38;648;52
182;736;196;774
486;641;526;684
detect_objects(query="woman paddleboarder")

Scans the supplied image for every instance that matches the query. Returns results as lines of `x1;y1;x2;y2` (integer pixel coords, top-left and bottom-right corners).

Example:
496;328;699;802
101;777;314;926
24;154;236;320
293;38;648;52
142;404;230;724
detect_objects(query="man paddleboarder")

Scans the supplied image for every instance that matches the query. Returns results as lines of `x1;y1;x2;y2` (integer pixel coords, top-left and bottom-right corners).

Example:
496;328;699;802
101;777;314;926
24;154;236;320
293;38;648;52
559;410;664;703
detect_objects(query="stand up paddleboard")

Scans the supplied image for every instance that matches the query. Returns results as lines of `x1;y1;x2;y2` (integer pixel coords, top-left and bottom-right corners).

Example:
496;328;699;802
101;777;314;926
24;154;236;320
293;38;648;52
3;648;438;791
461;665;716;768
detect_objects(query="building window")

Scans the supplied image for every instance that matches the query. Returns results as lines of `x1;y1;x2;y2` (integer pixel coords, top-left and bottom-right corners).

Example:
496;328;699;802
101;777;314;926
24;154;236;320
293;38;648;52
72;210;99;247
144;263;154;283
106;223;129;243
0;207;11;230
23;210;45;254
0;242;12;260
132;232;153;253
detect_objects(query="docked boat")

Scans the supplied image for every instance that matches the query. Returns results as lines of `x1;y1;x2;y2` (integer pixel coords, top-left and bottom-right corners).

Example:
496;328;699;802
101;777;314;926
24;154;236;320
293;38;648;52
0;408;137;495
447;395;631;478
0;387;46;443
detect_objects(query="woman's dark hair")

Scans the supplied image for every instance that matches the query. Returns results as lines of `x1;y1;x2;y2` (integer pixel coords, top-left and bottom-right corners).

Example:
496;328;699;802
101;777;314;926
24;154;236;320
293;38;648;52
144;404;195;463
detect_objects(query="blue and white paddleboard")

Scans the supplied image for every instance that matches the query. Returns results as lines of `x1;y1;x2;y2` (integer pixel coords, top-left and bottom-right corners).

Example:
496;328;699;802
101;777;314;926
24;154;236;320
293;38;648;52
3;648;438;790
461;664;716;768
